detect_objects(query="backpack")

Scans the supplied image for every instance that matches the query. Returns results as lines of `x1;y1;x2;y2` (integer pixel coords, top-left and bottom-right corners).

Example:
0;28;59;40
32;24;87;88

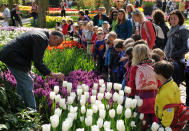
143;21;165;49
163;103;189;129
135;64;158;90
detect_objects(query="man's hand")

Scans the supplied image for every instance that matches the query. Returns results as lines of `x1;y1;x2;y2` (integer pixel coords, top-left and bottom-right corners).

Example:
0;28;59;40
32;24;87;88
51;72;65;81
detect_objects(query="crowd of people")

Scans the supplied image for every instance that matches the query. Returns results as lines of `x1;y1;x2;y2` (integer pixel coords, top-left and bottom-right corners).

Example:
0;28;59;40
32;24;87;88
56;4;189;130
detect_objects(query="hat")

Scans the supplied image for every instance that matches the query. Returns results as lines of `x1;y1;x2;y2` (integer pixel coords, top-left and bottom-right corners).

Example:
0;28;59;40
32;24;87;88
103;21;109;24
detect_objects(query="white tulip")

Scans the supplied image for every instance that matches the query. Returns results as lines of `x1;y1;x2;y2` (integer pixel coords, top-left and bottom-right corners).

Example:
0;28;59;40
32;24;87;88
97;118;104;128
98;104;105;110
105;129;113;131
143;120;146;125
80;99;86;106
92;104;98;113
130;99;137;109
77;88;83;96
70;92;76;98
62;81;67;87
114;83;119;90
165;127;172;131
62;119;72;131
67;82;72;89
55;108;62;117
84;92;89;99
59;98;66;108
86;109;93;116
133;112;137;118
107;82;112;91
99;87;105;93
119;90;124;96
68;96;74;105
42;124;50;131
91;95;96;104
55;94;61;103
84;85;89;92
117;104;123;115
80;116;84;122
125;108;132;118
73;106;78;112
131;121;136;127
151;122;160;131
139;113;144;120
113;92;119;102
135;95;140;100
109;109;115;118
117;84;122;91
106;105;109;110
81;106;86;114
99;110;106;119
91;125;99;131
158;127;164;131
116;120;125;131
124;86;131;94
50;114;59;128
62;104;67;110
137;99;143;107
50;91;55;100
99;79;104;86
98;93;104;101
77;85;82;90
125;98;132;108
68;113;75;120
104;121;111;129
85;116;92;126
76;128;84;131
93;83;98;90
54;86;59;94
92;89;97;95
105;92;112;100
118;95;124;105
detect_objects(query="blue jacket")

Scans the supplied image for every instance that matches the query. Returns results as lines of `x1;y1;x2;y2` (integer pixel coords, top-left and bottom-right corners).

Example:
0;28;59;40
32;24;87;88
115;19;133;40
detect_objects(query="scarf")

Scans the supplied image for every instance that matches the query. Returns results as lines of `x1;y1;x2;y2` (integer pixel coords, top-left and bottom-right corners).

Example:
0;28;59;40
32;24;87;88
164;25;180;58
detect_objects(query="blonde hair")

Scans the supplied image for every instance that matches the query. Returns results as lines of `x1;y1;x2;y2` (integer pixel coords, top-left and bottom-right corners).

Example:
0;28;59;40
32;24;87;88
123;38;134;48
126;4;134;13
132;44;150;66
108;31;117;39
152;48;166;58
113;39;124;47
132;9;145;20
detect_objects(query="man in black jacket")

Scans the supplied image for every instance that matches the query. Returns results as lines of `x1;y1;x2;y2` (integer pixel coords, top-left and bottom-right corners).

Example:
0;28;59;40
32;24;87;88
0;30;64;109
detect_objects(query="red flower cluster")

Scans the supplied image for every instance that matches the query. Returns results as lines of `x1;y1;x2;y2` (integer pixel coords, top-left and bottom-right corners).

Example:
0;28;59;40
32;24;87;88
47;41;85;50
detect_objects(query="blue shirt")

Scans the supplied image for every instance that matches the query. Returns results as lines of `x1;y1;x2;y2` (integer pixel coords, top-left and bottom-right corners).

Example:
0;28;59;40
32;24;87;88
94;40;105;59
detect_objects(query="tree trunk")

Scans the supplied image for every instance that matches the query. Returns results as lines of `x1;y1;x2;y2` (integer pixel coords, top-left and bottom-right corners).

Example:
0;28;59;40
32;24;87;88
15;0;19;4
22;0;25;5
8;0;14;10
38;0;48;28
104;0;110;15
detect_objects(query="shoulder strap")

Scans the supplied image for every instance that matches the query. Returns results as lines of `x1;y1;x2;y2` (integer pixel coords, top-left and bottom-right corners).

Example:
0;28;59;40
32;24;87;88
143;21;151;41
163;103;181;110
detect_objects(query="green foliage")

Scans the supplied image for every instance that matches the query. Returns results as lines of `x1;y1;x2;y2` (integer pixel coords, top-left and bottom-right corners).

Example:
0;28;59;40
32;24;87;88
0;67;42;130
142;2;155;7
33;48;95;76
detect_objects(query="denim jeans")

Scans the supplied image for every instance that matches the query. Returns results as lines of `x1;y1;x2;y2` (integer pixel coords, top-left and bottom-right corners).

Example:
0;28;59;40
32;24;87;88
8;66;36;109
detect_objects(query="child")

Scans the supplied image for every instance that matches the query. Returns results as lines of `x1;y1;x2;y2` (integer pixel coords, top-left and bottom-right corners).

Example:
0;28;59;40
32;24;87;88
55;22;62;32
104;31;117;80
62;19;69;35
91;26;98;54
152;48;165;61
127;44;158;129
102;21;110;35
109;39;124;83
154;60;181;130
68;19;74;39
81;21;88;47
94;31;106;74
85;23;93;55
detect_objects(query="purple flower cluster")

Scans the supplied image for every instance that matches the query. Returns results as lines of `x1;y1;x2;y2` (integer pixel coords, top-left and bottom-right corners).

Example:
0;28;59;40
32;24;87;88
1;69;103;108
65;69;102;91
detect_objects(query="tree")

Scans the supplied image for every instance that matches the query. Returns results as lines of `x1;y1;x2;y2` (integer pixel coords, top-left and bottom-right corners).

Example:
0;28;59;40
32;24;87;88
8;0;13;9
104;0;110;15
38;0;48;28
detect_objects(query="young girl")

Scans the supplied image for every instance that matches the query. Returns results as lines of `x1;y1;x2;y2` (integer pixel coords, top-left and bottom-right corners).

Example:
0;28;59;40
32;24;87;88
62;19;69;35
127;43;158;130
85;23;93;55
68;19;74;39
